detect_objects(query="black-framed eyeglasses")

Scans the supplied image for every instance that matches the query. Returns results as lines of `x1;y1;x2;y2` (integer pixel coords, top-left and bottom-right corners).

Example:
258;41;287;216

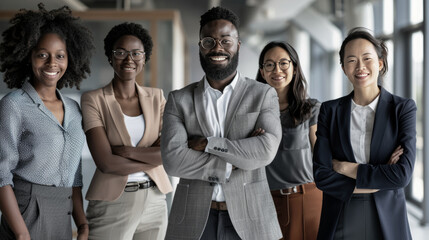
199;36;237;50
262;59;292;72
112;49;145;61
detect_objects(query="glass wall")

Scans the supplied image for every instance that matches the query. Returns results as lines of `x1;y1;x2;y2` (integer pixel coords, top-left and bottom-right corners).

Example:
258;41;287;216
374;0;427;222
411;31;424;203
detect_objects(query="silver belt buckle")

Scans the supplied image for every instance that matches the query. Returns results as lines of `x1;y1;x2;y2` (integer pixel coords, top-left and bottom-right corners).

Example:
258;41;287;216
280;186;297;195
124;182;140;192
126;182;139;188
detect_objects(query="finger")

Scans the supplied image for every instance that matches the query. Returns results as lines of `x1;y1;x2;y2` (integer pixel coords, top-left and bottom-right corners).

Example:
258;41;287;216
251;128;262;136
390;159;399;165
393;149;404;158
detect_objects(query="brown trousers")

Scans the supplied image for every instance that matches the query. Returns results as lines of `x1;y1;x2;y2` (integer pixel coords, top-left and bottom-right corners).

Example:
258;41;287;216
271;182;322;240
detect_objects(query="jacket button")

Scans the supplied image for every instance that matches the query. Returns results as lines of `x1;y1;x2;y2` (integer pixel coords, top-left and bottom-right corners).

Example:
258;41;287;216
214;147;218;150
225;149;228;152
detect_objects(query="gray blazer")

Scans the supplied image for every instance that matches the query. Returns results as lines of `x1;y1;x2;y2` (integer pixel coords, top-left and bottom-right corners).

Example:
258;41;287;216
161;76;283;240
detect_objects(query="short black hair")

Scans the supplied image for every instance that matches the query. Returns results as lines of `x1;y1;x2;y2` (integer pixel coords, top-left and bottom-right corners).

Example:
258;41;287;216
0;3;94;89
339;27;388;77
104;22;153;63
199;6;240;36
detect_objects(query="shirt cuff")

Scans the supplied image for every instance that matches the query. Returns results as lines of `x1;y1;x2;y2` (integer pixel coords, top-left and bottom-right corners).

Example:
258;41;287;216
205;136;213;152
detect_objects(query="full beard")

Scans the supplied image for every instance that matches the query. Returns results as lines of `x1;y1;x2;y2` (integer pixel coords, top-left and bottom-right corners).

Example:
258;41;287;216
199;51;239;81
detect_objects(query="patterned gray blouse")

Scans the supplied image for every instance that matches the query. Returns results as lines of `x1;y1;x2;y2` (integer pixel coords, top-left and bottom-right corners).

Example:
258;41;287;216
0;81;84;187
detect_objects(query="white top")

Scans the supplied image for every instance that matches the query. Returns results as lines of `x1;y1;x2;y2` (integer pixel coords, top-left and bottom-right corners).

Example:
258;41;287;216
123;113;150;182
350;95;379;164
203;73;239;202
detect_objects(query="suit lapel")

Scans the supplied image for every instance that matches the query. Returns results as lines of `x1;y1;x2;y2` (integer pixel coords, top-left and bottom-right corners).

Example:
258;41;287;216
103;82;132;146
337;92;356;162
136;84;152;147
224;77;246;137
194;78;213;137
369;87;390;164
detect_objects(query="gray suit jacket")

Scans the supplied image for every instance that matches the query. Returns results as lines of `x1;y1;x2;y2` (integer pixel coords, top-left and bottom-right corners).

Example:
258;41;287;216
161;75;283;240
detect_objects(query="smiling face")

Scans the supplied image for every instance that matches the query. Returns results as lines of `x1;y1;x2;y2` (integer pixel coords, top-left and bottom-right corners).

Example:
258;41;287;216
260;46;294;92
342;38;383;91
31;33;68;89
111;35;145;82
199;19;240;82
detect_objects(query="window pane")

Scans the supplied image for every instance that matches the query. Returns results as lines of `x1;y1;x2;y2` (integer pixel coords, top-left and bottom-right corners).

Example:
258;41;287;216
411;31;424;202
383;0;394;34
383;40;394;92
410;0;423;24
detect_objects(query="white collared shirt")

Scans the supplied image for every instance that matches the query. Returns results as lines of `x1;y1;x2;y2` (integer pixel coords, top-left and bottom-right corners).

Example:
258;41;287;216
203;73;239;201
350;95;380;164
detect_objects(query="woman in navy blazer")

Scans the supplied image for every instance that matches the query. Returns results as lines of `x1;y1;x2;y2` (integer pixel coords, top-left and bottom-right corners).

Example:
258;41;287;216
313;27;416;240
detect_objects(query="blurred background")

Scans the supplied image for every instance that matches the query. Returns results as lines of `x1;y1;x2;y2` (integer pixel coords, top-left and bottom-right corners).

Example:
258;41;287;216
0;0;428;238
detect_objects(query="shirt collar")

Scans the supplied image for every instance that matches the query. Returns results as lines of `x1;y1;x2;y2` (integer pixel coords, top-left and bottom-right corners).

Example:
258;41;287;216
351;94;380;112
204;72;240;93
22;80;64;106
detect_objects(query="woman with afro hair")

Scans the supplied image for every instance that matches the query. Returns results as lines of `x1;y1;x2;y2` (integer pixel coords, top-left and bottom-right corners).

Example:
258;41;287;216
81;22;172;240
0;3;94;240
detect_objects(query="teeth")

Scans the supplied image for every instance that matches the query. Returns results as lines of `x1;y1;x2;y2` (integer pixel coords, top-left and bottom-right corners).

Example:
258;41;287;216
123;68;134;70
44;71;57;76
272;77;284;80
211;56;227;61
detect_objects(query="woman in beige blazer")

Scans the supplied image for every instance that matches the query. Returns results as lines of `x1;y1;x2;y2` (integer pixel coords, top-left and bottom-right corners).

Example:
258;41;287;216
81;22;172;240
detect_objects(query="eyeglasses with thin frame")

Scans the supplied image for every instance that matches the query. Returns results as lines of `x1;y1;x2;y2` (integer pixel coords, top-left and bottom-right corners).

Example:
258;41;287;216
262;59;292;72
199;36;237;50
112;49;145;61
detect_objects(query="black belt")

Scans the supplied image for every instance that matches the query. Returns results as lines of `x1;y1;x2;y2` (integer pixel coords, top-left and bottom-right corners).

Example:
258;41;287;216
124;180;156;192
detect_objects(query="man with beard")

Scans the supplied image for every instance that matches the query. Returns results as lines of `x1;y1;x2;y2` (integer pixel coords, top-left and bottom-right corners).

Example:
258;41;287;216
161;6;283;240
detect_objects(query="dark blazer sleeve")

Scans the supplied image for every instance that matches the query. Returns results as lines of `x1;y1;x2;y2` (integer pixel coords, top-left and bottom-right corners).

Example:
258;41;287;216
313;102;355;202
356;98;416;190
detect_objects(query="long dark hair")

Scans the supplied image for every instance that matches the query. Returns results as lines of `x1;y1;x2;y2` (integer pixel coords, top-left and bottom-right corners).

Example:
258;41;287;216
256;41;314;124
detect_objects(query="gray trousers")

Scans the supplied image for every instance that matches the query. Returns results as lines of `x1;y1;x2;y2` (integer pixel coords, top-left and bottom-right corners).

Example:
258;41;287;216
200;209;241;240
0;178;73;240
334;194;383;240
86;186;168;240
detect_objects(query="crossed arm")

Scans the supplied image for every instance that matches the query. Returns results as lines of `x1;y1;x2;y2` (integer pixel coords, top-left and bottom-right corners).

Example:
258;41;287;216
332;146;404;194
85;127;162;176
161;88;282;181
314;100;416;200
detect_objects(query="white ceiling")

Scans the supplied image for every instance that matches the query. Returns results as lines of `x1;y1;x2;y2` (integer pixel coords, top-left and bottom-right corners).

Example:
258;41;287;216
0;0;344;51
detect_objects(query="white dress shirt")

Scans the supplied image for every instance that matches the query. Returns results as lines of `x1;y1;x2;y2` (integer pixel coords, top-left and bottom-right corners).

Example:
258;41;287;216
203;73;239;201
350;95;379;164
